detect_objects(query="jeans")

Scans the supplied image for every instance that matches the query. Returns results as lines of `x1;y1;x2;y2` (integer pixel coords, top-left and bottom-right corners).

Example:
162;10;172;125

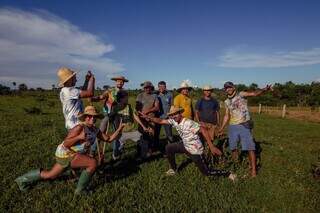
165;142;230;176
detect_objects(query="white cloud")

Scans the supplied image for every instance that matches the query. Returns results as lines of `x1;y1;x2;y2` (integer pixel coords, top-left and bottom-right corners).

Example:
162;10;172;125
0;8;124;88
217;47;320;68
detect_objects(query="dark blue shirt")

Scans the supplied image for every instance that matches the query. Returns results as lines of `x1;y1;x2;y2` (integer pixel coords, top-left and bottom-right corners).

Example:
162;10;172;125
195;97;220;124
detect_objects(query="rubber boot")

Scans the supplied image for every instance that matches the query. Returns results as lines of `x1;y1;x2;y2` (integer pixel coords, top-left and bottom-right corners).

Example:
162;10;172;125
15;169;41;192
74;170;91;195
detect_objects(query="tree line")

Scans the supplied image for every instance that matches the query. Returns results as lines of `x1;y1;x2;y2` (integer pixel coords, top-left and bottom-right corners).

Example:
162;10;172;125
1;81;319;107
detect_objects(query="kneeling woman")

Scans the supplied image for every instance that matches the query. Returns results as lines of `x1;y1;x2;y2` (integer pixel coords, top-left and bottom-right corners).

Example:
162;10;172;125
15;106;124;194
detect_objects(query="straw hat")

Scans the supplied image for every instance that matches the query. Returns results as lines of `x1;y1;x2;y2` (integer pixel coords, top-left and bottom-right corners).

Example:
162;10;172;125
177;82;192;92
167;106;184;116
78;106;103;121
111;76;129;82
57;67;77;88
140;81;154;88
202;85;213;91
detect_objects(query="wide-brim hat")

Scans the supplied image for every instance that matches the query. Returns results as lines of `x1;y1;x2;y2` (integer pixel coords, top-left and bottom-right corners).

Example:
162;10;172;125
111;76;129;82
140;81;154;88
78;105;104;121
177;82;192;92
167;106;184;117
203;85;213;91
57;67;78;88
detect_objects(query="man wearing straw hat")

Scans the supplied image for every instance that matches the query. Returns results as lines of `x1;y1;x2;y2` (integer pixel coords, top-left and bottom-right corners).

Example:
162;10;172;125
139;106;236;180
173;81;194;120
195;85;222;156
57;67;95;130
91;76;129;160
218;81;272;177
15;105;125;195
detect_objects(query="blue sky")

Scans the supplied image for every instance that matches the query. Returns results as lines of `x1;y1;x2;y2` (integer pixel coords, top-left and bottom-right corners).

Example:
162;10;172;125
0;0;320;89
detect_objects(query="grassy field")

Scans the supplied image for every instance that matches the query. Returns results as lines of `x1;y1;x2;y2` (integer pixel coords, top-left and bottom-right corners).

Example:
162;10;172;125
0;92;319;212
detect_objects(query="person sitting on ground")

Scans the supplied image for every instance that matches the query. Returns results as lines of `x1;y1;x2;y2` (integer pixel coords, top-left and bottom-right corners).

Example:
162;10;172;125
195;85;222;156
15;106;125;195
173;81;194;119
57;67;95;130
218;81;272;177
140;106;236;180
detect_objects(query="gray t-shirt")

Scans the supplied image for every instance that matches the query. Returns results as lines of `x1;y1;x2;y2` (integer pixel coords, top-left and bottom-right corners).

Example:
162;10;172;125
136;92;158;117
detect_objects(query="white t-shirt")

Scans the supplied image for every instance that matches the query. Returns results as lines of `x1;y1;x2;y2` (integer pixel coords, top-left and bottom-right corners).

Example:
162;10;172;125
168;118;204;155
59;87;83;129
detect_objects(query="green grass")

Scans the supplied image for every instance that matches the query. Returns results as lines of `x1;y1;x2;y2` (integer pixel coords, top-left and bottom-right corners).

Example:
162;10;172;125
0;93;319;212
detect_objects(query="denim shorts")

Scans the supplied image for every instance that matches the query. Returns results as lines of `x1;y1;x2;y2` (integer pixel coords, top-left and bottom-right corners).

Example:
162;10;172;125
228;124;255;151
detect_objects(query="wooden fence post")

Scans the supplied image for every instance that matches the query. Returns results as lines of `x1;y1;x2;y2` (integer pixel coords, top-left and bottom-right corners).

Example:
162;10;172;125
258;104;262;114
282;104;286;118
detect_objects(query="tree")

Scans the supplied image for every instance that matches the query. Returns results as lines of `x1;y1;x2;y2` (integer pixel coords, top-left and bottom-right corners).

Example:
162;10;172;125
12;82;16;90
103;85;110;90
18;83;28;91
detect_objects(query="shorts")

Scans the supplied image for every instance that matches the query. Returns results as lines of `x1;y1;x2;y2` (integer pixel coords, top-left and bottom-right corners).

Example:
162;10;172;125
228;124;255;151
55;156;73;168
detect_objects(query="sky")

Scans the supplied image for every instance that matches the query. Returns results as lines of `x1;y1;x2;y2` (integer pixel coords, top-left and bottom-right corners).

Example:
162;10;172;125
0;0;320;89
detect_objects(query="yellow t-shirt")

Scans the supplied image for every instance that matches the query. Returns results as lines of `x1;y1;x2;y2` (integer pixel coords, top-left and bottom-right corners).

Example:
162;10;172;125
174;94;193;119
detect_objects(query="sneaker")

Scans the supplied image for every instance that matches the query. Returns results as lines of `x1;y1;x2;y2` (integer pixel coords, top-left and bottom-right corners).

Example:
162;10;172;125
165;169;176;176
228;173;237;182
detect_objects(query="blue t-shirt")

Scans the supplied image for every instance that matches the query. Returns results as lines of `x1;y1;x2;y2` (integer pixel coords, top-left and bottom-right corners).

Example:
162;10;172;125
195;98;219;124
157;91;173;118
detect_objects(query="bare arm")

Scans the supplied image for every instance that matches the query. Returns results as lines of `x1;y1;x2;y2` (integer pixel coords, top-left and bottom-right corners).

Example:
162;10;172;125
241;85;272;97
80;71;95;98
63;125;85;148
143;99;160;115
139;112;169;125
91;91;108;102
216;111;220;127
195;110;200;122
98;120;125;142
200;126;222;156
218;107;230;134
133;113;148;131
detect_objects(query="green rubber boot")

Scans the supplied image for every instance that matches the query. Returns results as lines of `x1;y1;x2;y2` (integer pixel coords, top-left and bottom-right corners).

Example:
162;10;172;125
74;170;91;195
15;169;41;192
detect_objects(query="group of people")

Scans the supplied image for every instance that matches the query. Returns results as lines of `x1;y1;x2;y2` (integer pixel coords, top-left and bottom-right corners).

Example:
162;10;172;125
15;67;272;195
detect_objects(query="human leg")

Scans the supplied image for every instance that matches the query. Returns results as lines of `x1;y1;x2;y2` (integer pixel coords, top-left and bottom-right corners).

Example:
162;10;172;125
163;124;173;142
15;163;65;191
71;154;97;194
238;125;256;177
165;142;186;171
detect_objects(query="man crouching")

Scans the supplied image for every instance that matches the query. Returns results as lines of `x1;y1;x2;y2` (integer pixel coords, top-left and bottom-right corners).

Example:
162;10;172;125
140;106;236;181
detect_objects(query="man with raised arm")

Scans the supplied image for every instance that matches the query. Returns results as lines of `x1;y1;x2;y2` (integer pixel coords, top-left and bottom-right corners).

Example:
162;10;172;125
218;82;272;177
57;67;95;130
